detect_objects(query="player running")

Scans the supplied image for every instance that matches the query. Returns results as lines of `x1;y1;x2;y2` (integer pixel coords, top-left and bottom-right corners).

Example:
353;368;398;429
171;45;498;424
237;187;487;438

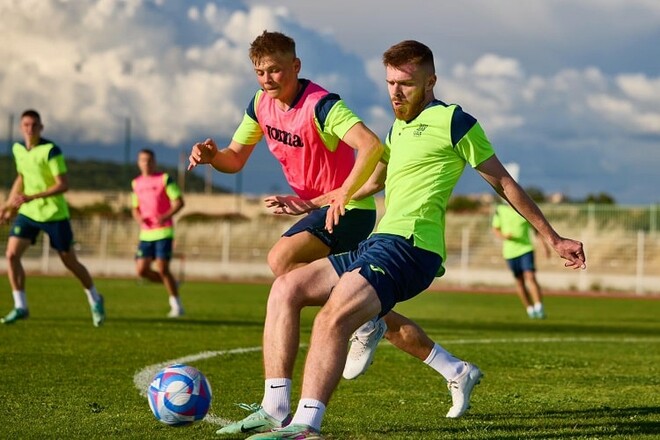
1;109;105;327
131;148;185;318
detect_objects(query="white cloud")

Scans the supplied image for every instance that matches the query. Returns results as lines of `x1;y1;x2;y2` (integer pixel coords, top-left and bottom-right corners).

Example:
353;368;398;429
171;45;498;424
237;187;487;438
2;0;660;203
472;54;523;78
0;0;377;148
617;74;660;103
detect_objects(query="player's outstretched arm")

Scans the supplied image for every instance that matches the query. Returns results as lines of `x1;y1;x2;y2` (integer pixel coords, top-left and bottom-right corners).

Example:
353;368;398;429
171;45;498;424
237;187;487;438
264;195;318;215
476;155;586;270
187;139;255;173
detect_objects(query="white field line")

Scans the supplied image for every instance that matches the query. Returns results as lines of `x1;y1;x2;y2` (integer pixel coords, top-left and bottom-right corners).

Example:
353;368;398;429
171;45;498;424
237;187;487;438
134;336;660;426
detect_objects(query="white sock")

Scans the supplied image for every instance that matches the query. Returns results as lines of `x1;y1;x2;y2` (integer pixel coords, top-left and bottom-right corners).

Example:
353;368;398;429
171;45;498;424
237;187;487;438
291;398;325;431
261;378;291;421
12;290;27;310
84;286;101;305
526;305;535;316
168;295;182;311
423;343;466;381
533;302;544;313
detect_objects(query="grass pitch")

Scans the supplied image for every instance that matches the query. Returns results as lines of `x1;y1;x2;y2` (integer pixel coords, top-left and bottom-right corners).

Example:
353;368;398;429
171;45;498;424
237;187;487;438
0;276;658;439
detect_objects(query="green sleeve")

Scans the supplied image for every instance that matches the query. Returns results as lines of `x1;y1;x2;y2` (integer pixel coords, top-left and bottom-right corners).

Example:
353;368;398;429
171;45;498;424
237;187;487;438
322;100;361;140
48;151;67;177
232;91;264;145
164;174;182;200
455;122;495;168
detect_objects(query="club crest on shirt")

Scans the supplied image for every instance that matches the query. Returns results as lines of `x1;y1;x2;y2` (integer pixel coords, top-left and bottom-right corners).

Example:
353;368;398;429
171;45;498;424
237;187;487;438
413;124;428;137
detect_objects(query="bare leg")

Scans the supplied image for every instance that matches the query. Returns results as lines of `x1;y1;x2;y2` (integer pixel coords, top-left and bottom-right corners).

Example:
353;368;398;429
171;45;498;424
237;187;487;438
382;310;435;361
155;258;178;297
524;270;543;305
300;270;381;404
58;248;93;289
6;236;30;292
513;274;532;308
136;257;163;283
267;232;330;277
263;259;339;379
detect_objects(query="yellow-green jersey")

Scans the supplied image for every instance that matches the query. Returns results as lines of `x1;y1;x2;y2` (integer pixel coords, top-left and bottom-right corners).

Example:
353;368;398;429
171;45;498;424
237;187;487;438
12;139;70;222
376;100;495;275
492;204;534;259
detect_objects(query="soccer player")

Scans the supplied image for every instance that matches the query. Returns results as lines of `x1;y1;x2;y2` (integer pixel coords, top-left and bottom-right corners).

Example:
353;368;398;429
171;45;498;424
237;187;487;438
131;149;185;318
242;40;586;439
492;201;551;319
0;109;105;327
187;30;383;435
188;30;382;280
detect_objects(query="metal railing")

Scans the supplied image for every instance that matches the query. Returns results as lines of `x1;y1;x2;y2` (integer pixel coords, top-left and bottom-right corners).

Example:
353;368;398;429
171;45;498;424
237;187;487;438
0;203;658;294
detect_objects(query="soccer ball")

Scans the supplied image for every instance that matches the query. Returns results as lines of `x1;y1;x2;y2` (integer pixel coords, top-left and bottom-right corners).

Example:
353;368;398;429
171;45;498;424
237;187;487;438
147;364;212;426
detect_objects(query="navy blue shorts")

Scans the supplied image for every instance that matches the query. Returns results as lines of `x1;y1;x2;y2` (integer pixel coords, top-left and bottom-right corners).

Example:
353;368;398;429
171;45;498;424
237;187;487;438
9;214;74;252
506;251;536;277
283;207;376;254
136;238;173;260
328;233;443;317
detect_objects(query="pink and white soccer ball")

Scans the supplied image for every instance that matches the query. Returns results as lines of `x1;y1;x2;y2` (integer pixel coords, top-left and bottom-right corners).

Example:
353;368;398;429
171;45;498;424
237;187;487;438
147;364;212;426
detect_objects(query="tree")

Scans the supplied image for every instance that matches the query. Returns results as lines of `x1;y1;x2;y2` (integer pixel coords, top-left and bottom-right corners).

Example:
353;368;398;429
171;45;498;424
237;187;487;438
524;186;546;203
585;192;616;205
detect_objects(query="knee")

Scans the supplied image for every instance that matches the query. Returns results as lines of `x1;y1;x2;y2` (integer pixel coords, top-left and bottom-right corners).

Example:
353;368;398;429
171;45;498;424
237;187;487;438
59;252;78;269
156;263;170;277
136;263;150;278
6;248;20;262
267;248;292;277
268;274;305;310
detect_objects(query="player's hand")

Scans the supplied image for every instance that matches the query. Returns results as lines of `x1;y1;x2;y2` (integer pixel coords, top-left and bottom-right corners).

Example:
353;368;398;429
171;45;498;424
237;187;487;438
553;237;586;270
188;138;219;170
264;195;317;215
0;205;17;224
322;188;350;233
8;193;30;208
324;198;346;233
0;208;11;224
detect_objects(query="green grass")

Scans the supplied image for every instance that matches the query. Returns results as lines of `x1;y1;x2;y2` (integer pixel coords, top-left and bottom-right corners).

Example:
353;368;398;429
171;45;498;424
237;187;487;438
0;276;658;439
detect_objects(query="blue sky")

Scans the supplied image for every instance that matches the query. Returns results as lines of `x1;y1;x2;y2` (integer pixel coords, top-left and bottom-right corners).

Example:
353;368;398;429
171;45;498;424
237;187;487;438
2;0;659;204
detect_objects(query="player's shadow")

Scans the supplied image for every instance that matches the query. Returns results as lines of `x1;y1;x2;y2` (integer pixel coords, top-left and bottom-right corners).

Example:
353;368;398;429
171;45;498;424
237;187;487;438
33;316;265;328
472;406;660;438
361;406;660;439
113;316;265;328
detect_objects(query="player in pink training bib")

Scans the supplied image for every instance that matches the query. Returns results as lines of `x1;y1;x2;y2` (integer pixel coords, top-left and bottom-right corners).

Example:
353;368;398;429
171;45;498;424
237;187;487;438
188;30;384;437
132;149;185;318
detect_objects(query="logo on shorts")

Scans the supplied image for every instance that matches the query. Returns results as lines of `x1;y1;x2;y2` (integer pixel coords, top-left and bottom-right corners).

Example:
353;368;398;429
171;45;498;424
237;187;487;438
369;264;386;275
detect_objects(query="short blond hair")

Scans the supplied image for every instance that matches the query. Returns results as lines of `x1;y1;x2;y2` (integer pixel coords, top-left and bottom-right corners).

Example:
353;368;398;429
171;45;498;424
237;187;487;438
249;30;296;64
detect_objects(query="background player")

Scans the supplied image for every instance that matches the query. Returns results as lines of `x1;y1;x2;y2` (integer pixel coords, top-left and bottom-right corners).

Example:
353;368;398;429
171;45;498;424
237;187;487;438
131;148;185;317
492;198;551;319
1;109;105;326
